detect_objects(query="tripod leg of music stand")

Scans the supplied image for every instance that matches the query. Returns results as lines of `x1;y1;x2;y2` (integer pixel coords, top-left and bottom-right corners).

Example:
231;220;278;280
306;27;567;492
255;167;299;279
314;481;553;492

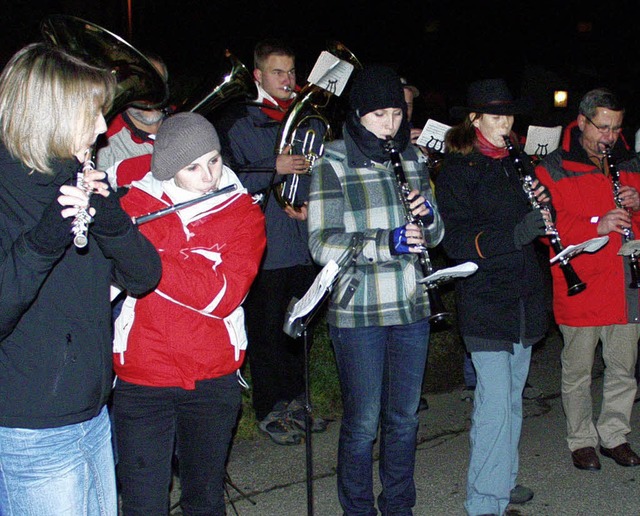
303;328;314;516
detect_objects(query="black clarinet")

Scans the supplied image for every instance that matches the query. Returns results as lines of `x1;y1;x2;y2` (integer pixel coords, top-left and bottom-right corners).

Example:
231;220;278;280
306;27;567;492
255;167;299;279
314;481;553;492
503;136;586;296
384;138;449;324
603;146;640;288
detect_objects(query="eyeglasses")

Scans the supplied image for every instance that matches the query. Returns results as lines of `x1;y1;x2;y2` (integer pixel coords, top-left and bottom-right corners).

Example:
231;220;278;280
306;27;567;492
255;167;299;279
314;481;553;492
584;115;623;135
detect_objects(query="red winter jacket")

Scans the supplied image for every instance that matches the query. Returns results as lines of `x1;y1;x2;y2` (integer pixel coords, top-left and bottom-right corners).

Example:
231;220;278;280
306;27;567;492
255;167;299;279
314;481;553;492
535;121;640;326
114;170;266;388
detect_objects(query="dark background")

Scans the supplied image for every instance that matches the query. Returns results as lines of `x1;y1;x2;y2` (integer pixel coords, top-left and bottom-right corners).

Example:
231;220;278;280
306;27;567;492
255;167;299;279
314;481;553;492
3;0;640;140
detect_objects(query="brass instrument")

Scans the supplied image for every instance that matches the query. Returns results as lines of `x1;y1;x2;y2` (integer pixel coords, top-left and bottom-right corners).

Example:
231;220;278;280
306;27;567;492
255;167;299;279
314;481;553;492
273;41;362;209
384;138;450;324
503;136;586;296
180;49;258;115
41;15;169;248
603;145;640;288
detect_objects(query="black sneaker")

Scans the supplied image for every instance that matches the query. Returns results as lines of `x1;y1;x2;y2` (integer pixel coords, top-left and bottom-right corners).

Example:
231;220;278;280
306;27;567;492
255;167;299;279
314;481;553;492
257;402;302;445
509;484;533;504
287;398;329;433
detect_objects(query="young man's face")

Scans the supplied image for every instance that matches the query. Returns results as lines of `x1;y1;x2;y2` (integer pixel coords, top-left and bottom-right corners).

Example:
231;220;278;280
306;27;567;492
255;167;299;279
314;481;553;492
254;54;295;101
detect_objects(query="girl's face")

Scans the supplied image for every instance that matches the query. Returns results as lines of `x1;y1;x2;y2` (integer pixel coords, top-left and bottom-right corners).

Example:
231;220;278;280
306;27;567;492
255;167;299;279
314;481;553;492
74;110;107;161
174;150;223;194
471;113;514;147
360;107;404;140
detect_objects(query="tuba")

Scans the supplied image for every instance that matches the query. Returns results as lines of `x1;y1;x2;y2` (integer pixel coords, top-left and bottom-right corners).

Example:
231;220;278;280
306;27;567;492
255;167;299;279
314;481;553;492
41;15;169;117
273;41;362;209
180;49;258;116
40;15;169;247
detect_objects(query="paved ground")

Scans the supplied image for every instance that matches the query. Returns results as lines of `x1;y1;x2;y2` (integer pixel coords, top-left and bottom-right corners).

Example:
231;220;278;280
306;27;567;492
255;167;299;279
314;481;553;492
169;326;640;515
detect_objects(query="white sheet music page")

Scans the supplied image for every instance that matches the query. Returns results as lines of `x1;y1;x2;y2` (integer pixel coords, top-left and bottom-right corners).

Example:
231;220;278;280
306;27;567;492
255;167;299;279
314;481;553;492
287;259;340;322
523;125;562;158
307;51;354;96
416;119;452;153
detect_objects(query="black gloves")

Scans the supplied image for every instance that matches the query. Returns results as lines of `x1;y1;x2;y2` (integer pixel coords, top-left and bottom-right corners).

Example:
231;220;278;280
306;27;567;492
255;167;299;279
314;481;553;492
513;210;546;249
90;186;132;238
25;196;74;256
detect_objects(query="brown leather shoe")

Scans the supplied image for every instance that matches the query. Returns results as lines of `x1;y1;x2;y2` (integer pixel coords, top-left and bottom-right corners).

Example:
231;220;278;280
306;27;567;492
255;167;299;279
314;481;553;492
571;446;601;471
600;443;640;467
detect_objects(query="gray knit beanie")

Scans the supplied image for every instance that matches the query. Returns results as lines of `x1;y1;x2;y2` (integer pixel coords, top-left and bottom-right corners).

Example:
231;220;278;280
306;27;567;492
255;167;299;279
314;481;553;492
151;112;221;181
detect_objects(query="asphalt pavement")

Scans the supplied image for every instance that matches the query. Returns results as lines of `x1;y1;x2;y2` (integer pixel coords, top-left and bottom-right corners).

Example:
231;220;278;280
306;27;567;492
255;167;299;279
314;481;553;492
170;325;640;515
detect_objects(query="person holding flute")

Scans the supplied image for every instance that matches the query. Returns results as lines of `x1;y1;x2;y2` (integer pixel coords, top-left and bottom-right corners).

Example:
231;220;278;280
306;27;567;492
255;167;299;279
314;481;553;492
308;64;444;515
111;112;266;515
435;78;549;515
535;88;640;472
0;43;161;515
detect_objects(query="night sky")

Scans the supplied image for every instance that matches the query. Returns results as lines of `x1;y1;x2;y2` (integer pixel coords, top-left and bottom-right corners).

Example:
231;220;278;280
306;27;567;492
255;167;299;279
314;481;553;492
3;0;640;131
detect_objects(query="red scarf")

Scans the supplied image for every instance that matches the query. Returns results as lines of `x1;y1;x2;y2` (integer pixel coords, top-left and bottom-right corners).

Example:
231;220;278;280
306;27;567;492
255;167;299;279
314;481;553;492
261;97;294;122
474;128;509;159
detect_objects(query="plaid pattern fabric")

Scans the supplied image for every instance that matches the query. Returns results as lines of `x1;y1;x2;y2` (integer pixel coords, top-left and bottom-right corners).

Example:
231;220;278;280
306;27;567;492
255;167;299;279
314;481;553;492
308;139;444;328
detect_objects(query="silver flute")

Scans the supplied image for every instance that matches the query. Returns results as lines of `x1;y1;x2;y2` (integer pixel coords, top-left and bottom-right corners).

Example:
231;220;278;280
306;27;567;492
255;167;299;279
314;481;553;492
71;150;95;248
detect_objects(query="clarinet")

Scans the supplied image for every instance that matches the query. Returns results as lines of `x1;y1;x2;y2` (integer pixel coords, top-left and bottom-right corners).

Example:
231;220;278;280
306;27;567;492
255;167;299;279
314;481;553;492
71;150;95;248
503;136;586;296
384;138;450;324
603;145;640;288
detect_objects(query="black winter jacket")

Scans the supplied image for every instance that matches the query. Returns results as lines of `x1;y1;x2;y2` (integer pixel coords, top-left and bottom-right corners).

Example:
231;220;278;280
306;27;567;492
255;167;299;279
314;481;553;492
435;151;548;352
0;143;161;428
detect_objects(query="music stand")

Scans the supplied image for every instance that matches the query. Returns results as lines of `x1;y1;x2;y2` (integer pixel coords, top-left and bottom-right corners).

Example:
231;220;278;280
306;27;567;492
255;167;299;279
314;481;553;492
282;236;363;516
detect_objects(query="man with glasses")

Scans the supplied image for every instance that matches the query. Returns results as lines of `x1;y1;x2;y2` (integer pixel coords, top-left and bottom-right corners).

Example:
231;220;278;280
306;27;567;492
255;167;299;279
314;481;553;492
536;88;640;472
216;39;327;446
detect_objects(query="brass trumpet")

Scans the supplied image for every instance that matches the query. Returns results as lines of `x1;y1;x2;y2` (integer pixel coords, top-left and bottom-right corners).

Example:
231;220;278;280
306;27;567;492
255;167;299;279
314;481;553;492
273;41;362;209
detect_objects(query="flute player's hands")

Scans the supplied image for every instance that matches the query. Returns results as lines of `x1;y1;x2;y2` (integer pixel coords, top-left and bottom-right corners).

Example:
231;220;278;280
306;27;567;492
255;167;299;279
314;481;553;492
90;180;132;238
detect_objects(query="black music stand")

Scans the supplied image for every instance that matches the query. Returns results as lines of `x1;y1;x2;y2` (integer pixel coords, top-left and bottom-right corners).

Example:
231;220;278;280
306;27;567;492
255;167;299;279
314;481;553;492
282;236;363;516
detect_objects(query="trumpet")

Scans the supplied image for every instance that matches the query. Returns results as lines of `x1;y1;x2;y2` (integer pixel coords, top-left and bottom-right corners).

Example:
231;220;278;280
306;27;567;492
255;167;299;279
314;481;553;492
503;136;586;296
384;137;449;324
273;128;323;209
602;145;640;288
273;41;361;209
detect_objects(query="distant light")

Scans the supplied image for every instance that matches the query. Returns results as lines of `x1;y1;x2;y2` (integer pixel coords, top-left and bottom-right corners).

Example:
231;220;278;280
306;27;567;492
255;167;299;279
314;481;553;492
554;90;568;108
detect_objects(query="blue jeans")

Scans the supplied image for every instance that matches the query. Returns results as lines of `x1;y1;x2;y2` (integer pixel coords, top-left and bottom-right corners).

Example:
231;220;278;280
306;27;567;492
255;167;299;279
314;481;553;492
0;406;117;516
465;344;531;516
113;374;241;516
330;319;430;516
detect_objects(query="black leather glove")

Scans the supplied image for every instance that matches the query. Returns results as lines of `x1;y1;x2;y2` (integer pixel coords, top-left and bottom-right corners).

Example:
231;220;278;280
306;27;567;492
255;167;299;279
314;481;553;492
513;210;546;249
90;186;132;238
25;196;74;255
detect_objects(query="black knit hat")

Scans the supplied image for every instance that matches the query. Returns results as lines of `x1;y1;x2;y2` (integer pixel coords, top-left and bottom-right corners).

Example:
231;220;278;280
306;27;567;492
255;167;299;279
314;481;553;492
450;78;529;119
349;65;406;117
151;112;221;181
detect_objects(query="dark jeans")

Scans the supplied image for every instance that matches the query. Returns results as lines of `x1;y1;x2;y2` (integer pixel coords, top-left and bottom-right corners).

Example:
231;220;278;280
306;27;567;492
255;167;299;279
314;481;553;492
330;319;430;516
245;264;316;420
113;375;241;516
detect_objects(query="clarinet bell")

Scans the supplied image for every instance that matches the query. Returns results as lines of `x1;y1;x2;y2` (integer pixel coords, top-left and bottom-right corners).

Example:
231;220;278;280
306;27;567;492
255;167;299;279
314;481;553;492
427;287;450;326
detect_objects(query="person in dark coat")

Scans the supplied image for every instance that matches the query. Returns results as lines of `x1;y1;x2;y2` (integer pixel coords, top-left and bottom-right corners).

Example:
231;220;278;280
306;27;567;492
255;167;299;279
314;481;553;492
0;42;161;515
435;78;550;516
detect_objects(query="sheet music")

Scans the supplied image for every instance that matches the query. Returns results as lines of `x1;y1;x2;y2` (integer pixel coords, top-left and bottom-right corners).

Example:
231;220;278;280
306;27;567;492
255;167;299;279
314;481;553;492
550;236;609;264
421;262;478;285
287;260;340;322
416;119;451;153
618;239;640;256
307;51;354;97
524;125;562;157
